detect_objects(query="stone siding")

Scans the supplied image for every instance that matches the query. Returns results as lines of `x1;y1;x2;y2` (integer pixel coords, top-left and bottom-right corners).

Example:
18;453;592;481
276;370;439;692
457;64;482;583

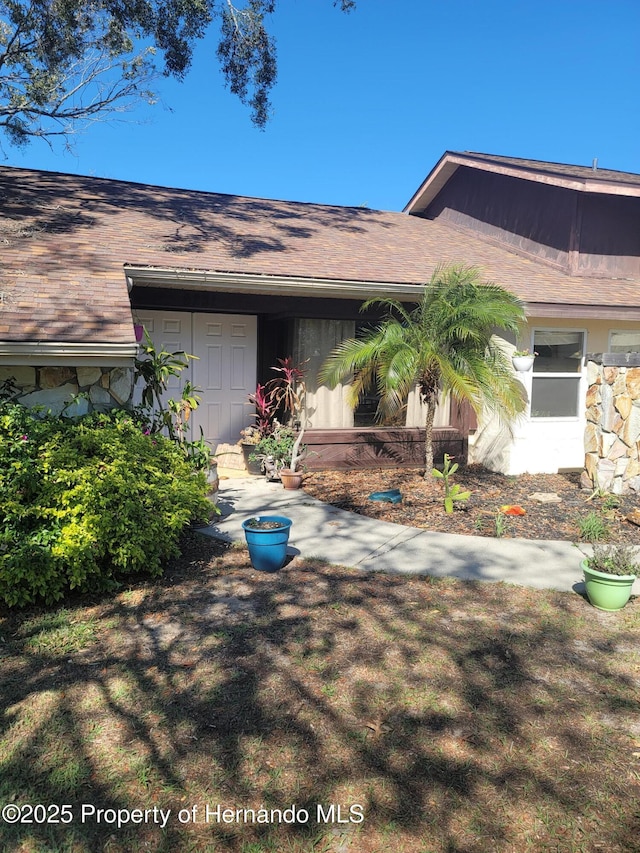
0;365;134;416
582;354;640;494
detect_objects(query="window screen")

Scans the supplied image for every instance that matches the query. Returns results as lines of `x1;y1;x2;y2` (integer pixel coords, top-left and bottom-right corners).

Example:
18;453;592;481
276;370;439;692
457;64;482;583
530;330;584;418
609;331;640;353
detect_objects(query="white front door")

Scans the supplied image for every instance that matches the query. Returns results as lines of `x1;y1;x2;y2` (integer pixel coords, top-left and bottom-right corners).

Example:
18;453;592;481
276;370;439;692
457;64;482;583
191;313;257;448
134;310;257;449
133;310;193;409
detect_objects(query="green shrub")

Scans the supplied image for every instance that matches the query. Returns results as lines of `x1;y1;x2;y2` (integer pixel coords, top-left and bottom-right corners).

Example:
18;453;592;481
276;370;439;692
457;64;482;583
0;404;211;607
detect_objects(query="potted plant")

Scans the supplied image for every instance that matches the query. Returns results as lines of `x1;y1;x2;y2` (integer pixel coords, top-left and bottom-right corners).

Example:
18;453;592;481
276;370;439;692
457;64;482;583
250;423;299;481
239;424;263;475
242;515;293;571
184;428;219;499
512;349;538;372
241;383;275;474
242;358;308;476
279;428;306;489
581;544;639;611
266;356;307;426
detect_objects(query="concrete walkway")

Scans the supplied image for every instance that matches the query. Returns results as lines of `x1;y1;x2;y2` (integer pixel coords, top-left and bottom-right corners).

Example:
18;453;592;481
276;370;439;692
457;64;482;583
201;476;640;595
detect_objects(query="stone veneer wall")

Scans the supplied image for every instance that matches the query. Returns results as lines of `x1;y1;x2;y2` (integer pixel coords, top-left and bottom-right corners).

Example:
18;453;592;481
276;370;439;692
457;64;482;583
0;365;134;415
582;353;640;494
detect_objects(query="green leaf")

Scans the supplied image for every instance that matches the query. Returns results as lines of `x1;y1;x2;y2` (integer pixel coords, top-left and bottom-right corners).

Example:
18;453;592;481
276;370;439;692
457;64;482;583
319;263;527;473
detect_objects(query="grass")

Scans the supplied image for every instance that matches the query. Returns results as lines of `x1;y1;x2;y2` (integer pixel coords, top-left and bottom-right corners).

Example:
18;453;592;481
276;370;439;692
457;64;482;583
0;533;639;852
578;511;611;542
14;609;101;656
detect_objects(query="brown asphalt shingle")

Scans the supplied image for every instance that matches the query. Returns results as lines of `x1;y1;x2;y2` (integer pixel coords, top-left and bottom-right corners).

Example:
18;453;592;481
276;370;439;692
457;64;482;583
462;151;640;187
1;165;639;345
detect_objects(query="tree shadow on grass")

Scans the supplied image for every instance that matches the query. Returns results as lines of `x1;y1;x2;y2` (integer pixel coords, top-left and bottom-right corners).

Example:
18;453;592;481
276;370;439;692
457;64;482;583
1;537;639;852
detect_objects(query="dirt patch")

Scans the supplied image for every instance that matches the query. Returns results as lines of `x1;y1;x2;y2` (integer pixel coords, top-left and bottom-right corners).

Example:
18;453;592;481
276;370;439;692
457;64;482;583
303;465;640;544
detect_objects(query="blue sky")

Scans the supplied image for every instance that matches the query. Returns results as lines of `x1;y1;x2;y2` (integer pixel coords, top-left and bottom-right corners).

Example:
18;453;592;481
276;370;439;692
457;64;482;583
4;0;640;211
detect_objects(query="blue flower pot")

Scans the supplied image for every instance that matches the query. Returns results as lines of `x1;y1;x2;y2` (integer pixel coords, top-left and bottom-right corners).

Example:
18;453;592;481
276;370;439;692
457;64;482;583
368;489;402;504
242;516;292;572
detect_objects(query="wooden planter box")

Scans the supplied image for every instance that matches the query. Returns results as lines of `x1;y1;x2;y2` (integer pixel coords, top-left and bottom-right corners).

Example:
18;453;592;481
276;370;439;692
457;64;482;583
303;427;465;471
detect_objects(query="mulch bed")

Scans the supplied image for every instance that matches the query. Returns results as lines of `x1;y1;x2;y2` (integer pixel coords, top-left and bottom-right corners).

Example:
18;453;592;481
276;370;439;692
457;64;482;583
303;464;640;544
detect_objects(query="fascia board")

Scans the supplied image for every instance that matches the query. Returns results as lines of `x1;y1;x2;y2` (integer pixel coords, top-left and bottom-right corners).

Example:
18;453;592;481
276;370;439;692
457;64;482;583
0;341;138;365
125;266;425;302
524;302;640;321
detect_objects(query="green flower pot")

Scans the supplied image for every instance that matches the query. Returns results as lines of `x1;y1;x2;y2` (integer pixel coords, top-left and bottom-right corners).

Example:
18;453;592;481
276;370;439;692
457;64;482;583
581;559;636;612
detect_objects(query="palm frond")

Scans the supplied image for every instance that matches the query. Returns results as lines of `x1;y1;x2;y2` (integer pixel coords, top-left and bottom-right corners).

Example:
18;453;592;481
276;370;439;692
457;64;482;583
319;263;527;468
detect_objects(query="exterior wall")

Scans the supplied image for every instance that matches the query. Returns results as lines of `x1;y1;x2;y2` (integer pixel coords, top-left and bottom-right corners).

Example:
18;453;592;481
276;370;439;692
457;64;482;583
470;319;640;475
578;194;640;278
425;167;640;279
425;167;573;268
582;354;640;495
130;306;459;470
0;365;134;415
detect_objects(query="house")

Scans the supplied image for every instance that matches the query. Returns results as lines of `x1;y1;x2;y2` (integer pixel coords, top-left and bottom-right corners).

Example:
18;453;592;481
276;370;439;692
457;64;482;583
2;152;640;484
406;152;640;487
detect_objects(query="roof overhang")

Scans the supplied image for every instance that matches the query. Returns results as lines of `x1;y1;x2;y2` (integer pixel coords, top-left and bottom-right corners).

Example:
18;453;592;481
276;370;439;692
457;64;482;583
0;341;137;366
124;266;426;302
125;267;640;320
404;151;640;215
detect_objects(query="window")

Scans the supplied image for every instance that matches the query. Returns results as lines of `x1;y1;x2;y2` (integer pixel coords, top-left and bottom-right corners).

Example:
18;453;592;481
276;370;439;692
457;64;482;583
353;321;404;427
530;329;585;418
609;330;640;353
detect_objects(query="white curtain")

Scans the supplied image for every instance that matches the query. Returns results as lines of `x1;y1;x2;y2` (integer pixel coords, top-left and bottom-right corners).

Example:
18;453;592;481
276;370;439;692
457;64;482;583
405;387;450;428
294;318;355;428
294;318;451;429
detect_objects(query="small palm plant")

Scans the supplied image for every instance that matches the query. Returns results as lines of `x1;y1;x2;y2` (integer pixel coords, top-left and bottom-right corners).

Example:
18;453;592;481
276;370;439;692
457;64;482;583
432;453;471;513
319;263;527;477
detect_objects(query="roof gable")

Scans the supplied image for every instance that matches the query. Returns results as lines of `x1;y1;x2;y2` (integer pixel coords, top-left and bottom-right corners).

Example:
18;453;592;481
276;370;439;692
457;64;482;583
405;151;640;215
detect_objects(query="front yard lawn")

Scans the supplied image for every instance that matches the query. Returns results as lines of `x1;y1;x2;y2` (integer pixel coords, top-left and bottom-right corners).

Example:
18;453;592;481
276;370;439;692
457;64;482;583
1;533;639;852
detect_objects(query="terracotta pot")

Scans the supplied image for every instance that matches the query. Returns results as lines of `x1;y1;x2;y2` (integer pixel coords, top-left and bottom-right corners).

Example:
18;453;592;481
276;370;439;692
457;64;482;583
279;468;304;490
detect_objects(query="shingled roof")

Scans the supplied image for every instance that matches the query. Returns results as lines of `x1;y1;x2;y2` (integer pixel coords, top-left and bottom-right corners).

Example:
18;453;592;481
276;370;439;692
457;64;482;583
457;152;640;188
1;163;640;348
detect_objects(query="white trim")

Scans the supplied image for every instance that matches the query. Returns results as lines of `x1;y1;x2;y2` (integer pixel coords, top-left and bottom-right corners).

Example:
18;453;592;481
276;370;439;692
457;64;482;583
126;268;640;320
530;416;582;423
0;341;137;366
124;266;425;301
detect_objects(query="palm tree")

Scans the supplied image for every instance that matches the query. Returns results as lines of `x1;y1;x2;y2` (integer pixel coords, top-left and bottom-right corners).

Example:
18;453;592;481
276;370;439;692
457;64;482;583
318;264;527;476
